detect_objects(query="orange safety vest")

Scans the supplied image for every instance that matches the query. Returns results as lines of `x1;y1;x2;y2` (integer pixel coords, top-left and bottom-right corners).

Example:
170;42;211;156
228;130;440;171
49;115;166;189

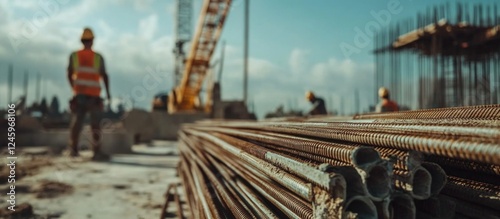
381;99;399;112
71;49;102;97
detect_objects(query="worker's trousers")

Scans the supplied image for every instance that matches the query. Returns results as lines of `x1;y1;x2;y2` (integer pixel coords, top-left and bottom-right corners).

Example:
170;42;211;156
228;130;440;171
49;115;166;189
69;94;104;153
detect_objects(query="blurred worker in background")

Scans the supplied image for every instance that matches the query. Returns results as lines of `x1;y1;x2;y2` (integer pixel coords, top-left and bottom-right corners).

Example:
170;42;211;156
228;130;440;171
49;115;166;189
375;87;399;113
67;27;111;161
305;91;327;115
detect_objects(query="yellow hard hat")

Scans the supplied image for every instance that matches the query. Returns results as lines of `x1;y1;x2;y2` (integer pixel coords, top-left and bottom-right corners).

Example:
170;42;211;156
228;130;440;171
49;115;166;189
378;87;389;98
305;91;315;101
81;27;94;40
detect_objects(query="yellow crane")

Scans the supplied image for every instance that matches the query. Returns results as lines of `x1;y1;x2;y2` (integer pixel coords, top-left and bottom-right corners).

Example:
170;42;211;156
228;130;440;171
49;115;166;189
168;0;232;113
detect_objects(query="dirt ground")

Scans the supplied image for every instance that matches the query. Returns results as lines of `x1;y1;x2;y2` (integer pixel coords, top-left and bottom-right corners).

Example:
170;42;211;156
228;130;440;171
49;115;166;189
0;141;184;219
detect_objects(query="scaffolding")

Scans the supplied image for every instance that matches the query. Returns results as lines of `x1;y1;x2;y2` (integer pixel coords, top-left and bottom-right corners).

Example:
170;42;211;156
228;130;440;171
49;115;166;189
374;2;500;109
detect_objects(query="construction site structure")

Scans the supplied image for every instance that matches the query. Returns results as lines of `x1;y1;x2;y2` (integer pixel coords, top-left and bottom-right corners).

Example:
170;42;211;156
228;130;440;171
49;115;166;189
129;0;255;141
173;0;192;87
374;2;500;110
168;0;254;117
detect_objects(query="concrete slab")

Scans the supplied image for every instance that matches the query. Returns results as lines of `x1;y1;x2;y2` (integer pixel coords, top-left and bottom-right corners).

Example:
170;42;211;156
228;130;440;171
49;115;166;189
5;141;183;219
8;128;133;155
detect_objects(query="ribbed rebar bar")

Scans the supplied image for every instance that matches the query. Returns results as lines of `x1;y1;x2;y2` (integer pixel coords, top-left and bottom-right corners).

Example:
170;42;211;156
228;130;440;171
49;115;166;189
175;105;499;218
425;155;500;176
442;176;500;211
194;127;382;169
414;195;456;219
210;132;390;201
353;104;500;120
375;147;423;170
443;195;500;219
227;125;499;165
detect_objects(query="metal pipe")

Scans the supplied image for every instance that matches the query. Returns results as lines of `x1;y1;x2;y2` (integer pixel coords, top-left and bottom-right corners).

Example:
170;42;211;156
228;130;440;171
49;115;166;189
343;196;378;219
376;193;416;219
394;167;432;200
421;162;447;196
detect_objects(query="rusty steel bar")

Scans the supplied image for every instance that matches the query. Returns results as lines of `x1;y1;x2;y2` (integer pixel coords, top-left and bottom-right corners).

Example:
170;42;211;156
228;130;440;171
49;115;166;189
207;131;390;201
186;129;346;201
355;119;500;128
441;176;500;211
246;140;392;202
176;105;499;218
352;104;500;120
194;126;383;169
191;153;254;218
425;155;500;176
414;195;456;219
443;195;500;219
207;142;313;219
220;124;499;165
235;180;280;218
207;154;274;218
374;147;423;170
181;137;255;219
215;147;313;219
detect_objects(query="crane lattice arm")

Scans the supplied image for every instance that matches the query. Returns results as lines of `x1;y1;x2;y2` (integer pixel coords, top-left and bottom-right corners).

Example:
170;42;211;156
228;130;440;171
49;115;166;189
170;0;232;113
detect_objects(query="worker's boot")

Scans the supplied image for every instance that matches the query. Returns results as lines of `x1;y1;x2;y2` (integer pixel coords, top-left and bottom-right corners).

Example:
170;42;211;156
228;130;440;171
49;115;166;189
91;151;110;161
67;139;79;157
91;143;110;162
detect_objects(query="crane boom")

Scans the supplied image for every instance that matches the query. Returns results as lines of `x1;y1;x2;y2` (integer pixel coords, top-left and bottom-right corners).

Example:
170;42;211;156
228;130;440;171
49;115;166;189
170;0;232;113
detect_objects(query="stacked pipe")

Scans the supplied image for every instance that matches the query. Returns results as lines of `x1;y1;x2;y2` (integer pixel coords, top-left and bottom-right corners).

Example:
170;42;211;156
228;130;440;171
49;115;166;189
176;105;500;219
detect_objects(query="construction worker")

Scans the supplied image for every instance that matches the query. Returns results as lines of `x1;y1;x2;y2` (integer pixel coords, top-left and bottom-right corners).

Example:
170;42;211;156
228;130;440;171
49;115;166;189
375;87;399;113
305;91;327;115
67;27;111;161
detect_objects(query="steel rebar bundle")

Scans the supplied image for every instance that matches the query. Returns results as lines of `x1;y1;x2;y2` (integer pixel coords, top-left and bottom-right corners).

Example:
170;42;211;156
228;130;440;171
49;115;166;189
173;105;500;219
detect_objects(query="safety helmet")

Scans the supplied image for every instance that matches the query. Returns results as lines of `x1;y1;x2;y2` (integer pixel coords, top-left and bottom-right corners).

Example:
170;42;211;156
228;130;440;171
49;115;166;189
305;91;315;101
378;87;389;98
81;27;94;40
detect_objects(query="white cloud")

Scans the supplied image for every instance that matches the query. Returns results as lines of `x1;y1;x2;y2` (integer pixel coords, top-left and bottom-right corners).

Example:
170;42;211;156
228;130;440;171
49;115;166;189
138;14;159;40
0;1;174;112
53;0;101;24
216;47;375;118
0;1;377;119
109;0;155;12
289;48;309;76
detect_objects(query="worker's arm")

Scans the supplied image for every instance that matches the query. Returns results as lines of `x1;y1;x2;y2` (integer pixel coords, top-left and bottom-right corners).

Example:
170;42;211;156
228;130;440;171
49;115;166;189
99;56;111;101
67;54;74;88
307;101;320;115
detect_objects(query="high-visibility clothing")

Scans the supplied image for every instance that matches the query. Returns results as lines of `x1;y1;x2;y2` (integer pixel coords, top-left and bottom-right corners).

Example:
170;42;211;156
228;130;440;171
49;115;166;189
376;99;399;113
71;50;102;97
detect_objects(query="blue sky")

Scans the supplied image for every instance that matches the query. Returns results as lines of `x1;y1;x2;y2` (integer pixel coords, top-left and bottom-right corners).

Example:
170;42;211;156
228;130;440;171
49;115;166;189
1;0;498;118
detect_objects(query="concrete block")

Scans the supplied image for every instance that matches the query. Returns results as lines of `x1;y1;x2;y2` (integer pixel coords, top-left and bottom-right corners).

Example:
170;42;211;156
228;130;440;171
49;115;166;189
17;116;44;132
151;111;209;140
5;128;132;155
121;109;155;143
